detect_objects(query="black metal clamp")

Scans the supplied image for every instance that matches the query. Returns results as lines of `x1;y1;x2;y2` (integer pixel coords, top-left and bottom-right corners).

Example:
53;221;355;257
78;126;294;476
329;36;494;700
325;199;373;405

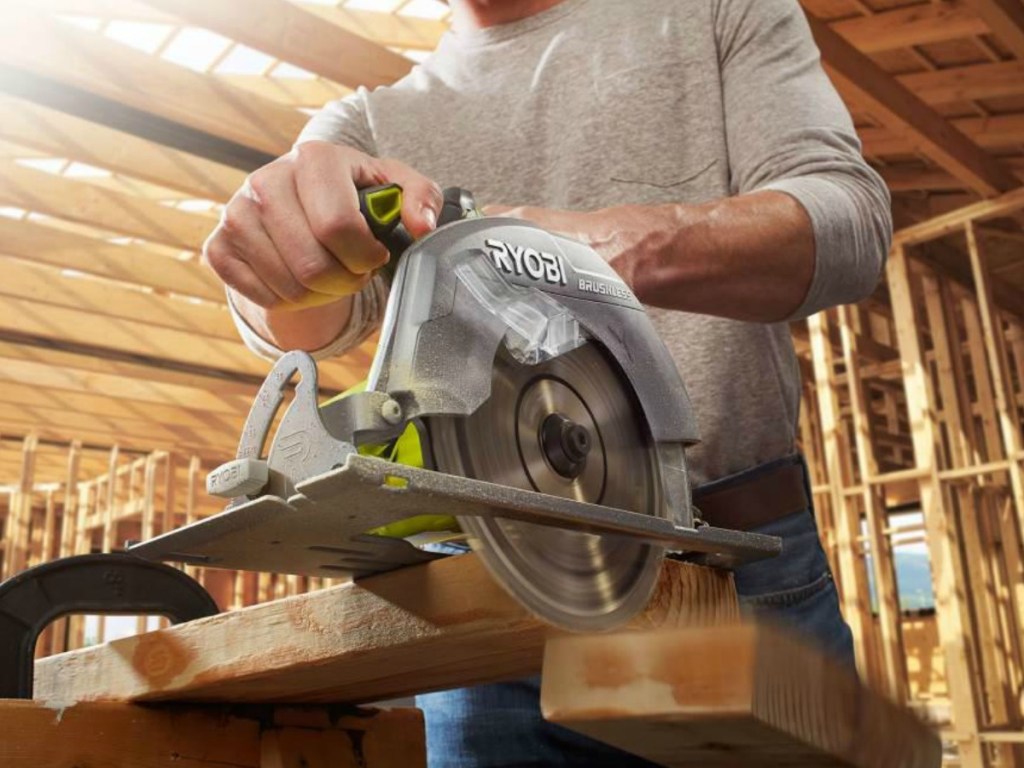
0;553;219;699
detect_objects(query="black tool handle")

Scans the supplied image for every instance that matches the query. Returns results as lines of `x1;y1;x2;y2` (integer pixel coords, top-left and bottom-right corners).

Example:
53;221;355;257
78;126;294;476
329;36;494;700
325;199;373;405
357;184;478;280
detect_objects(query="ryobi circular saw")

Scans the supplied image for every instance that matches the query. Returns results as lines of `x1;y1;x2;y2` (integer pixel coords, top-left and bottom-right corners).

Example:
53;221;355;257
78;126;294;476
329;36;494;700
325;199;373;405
129;185;779;632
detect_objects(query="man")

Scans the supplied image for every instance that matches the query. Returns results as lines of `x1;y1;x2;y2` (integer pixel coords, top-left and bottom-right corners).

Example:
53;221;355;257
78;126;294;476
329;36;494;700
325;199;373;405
204;0;891;764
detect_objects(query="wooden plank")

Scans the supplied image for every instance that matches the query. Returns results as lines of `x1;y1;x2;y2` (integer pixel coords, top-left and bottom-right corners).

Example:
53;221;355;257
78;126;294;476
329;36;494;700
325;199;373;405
966;0;1024;60
0;95;245;201
0;160;216;250
831;1;988;54
2;434;38;578
880;161;1024;193
218;73;346;109
838;305;909;704
0;380;241;441
27;0;446;51
138;0;412;89
0;402;232;457
808;312;876;681
542;622;941;768
0;6;306;156
966;221;1024;538
806;14;1020;197
302;5;446;51
0;348;255;415
0;700;425;768
33;555;740;706
0;217;223;302
863;114;1024;157
0;258;236;341
898;61;1024;107
0;293;278;380
894;186;1024;246
887;244;985;768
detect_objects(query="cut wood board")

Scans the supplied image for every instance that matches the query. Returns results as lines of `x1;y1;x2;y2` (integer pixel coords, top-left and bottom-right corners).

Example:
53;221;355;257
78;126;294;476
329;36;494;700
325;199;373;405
33;554;739;707
542;622;942;768
0;699;424;768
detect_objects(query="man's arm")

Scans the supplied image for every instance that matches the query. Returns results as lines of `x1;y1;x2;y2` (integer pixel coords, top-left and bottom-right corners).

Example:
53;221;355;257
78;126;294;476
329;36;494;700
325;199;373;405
487;190;814;323
210;81;445;361
490;0;891;323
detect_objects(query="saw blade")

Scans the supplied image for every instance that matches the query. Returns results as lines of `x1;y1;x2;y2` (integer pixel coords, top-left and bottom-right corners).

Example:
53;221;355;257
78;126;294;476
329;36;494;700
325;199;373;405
426;342;665;631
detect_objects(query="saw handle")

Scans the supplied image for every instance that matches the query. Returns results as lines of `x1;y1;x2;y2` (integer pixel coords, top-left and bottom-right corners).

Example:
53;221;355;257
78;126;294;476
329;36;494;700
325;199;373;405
358;183;479;280
358;184;413;269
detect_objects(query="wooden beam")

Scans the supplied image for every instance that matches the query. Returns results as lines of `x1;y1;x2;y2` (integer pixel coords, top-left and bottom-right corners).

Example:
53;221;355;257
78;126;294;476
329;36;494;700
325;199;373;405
33;555;739;706
862;114;1024;157
0;160;216;250
542;623;941;767
898;61;1024;107
965;0;1024;60
830;1;988;54
302;5;447;51
0;6;305;157
0;96;246;202
0;380;240;441
887;244;985;767
838;305;910;704
806;13;1020;197
0;403;231;457
965;222;1024;541
807;312;875;679
0;258;236;341
0;700;425;768
0;341;256;409
0;218;222;302
894;185;1024;245
0;292;276;380
139;0;412;89
218;74;346;109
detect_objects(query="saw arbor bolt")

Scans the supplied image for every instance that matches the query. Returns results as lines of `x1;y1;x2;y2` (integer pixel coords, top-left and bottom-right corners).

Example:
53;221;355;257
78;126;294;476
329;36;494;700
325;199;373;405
541;412;592;479
381;398;404;425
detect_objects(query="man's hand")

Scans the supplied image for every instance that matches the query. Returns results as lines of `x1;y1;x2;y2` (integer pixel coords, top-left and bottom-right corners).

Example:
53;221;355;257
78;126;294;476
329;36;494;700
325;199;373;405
205;141;443;350
485;191;817;323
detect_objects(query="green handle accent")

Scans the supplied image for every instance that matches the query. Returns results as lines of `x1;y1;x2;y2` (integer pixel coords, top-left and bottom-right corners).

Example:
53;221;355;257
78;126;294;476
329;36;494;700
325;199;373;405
358;183;413;281
359;184;403;235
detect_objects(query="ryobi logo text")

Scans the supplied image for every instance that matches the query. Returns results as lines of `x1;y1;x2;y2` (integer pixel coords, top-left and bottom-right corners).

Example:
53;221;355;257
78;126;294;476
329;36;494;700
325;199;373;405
485;238;568;285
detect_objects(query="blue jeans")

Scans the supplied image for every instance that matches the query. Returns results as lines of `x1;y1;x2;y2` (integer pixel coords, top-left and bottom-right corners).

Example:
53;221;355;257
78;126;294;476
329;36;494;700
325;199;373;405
417;455;855;767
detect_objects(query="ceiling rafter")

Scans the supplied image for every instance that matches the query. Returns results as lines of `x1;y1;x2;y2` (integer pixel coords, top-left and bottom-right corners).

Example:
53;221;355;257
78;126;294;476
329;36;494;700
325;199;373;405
0;6;305;157
0;96;246;202
806;12;1021;197
0;158;216;250
0;217;222;302
137;0;413;89
965;0;1024;61
0;258;235;342
832;1;988;53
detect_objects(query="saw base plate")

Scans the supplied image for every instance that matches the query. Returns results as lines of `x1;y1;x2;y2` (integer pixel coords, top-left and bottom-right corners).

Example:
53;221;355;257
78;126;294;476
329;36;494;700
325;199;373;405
128;455;780;580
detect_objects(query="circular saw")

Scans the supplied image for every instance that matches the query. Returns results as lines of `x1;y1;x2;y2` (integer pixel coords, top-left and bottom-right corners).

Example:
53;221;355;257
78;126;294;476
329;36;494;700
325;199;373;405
129;185;780;632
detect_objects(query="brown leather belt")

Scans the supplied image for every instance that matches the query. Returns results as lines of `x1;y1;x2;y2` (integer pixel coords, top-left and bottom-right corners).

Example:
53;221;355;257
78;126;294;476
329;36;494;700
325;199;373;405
692;457;810;532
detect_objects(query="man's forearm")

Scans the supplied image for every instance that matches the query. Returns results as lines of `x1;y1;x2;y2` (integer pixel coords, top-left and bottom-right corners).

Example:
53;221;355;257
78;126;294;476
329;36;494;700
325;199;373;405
231;290;356;353
491;190;816;323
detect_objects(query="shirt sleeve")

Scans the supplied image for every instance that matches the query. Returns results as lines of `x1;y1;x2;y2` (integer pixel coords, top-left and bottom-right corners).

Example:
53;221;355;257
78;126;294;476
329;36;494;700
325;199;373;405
229;89;389;360
297;87;378;155
713;0;892;320
228;275;390;362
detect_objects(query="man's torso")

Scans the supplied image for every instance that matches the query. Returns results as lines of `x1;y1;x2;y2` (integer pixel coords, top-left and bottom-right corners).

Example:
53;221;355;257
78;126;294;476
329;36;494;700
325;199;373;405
307;0;803;484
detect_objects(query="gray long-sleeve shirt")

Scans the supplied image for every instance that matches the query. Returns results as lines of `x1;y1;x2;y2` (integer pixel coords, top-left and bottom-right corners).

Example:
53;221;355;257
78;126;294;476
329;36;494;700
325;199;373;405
234;0;891;485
